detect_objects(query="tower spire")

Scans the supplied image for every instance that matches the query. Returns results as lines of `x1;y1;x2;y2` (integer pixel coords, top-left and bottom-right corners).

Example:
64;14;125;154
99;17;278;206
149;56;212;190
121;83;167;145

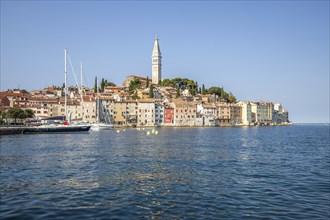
152;36;162;84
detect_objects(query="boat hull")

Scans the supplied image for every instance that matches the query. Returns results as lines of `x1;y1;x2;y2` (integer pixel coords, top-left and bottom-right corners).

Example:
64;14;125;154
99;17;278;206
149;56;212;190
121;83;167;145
90;124;114;131
23;125;91;133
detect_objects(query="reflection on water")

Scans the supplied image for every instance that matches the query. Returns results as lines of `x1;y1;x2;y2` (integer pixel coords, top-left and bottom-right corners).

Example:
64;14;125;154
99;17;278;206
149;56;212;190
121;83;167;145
1;126;329;219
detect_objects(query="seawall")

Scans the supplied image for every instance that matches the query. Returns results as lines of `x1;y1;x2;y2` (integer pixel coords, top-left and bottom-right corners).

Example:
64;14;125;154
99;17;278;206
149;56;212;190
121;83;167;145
0;127;26;135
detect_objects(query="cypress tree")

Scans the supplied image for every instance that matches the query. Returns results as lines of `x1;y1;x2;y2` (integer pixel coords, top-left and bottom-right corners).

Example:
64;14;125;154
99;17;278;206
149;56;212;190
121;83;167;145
149;84;154;98
146;77;149;88
94;77;97;93
100;78;105;92
202;84;206;95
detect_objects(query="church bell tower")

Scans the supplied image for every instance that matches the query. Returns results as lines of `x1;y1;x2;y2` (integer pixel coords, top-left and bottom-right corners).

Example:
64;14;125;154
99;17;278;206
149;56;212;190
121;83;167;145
152;36;162;84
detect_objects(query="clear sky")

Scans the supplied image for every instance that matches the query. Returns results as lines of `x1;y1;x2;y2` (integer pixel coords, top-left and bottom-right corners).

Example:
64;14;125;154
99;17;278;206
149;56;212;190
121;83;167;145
1;1;329;123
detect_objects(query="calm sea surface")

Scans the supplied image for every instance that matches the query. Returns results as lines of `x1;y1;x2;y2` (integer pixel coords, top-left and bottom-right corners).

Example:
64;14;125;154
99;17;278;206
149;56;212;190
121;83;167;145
0;125;329;219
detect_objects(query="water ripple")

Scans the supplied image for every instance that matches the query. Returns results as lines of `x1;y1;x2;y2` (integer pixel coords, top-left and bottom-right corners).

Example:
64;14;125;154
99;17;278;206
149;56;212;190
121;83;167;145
1;125;329;219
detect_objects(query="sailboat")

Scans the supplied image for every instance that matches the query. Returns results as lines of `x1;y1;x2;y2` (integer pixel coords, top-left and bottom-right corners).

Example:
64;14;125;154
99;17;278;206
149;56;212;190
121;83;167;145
24;49;91;133
90;79;114;131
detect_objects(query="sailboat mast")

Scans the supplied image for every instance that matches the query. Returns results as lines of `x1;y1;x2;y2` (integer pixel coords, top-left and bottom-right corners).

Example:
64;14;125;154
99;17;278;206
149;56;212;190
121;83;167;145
80;61;84;121
64;48;67;119
96;77;99;123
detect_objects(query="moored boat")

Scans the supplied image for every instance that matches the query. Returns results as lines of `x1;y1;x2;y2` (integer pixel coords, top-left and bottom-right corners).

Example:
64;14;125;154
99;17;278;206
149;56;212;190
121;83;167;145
23;124;91;133
24;49;92;134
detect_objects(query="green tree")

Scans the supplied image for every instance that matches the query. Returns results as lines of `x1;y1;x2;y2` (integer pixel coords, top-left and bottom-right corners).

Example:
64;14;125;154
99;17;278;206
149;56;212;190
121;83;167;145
161;78;171;87
146;76;149;88
24;109;34;119
207;86;222;97
132;92;139;100
7;108;25;124
94;77;97;93
0;110;6;124
158;79;161;85
100;78;105;92
128;79;142;94
149;84;154;98
105;81;116;86
228;92;237;103
198;87;201;94
202;84;206;95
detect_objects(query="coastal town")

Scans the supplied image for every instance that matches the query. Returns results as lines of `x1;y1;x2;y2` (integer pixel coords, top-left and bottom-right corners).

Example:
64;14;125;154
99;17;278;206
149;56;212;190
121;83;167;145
0;37;289;127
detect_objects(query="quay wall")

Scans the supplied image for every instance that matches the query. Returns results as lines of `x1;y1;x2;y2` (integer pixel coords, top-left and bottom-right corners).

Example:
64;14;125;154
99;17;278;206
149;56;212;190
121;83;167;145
0;127;26;135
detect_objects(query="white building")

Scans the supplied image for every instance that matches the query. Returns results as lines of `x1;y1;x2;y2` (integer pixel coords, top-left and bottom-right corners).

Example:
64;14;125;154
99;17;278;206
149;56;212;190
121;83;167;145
238;101;252;125
273;102;289;124
138;100;155;126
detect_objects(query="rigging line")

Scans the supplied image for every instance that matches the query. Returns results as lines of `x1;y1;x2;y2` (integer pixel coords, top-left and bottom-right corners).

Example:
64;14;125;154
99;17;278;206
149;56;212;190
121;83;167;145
82;67;89;88
66;52;80;88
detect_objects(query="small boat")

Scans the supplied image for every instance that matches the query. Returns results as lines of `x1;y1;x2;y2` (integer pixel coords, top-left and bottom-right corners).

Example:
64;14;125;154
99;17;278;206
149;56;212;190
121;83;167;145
90;123;114;131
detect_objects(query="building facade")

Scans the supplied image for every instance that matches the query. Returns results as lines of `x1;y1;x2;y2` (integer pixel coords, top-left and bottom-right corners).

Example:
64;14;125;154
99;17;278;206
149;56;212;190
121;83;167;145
138;100;155;126
164;105;174;125
155;102;164;126
173;99;197;126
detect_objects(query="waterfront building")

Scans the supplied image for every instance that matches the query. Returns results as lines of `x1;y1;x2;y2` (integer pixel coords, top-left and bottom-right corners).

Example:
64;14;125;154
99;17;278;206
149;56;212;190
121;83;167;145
215;103;241;126
164;105;174;125
67;101;83;121
230;103;242;125
152;36;162;84
125;100;138;126
48;99;82;121
137;100;155;126
251;101;273;125
216;102;231;125
197;103;217;116
261;101;274;124
155;101;164;126
81;96;97;123
197;103;217;126
110;101;127;126
173;99;197;126
273;102;289;124
238;101;252;125
48;101;64;118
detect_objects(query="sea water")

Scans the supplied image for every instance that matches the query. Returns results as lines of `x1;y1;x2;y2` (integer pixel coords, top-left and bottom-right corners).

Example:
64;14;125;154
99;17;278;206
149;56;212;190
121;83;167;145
0;125;329;219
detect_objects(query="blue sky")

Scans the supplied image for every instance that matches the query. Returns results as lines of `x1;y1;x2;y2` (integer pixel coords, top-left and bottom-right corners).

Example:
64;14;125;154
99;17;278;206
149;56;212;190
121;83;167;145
1;1;329;123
